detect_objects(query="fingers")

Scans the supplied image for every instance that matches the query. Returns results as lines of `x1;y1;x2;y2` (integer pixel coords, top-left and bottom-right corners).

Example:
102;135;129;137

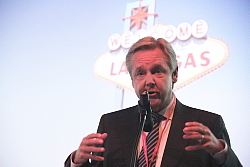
73;133;108;164
101;133;108;140
183;122;209;149
183;122;224;154
185;141;210;151
75;147;105;163
82;133;107;146
183;132;207;142
183;122;207;142
183;122;208;134
198;135;205;143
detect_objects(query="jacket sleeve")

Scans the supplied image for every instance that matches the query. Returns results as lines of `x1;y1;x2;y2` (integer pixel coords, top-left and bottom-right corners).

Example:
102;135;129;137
212;115;242;167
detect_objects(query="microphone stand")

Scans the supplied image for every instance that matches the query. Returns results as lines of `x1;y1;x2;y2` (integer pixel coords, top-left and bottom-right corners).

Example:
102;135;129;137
130;91;153;167
130;104;147;167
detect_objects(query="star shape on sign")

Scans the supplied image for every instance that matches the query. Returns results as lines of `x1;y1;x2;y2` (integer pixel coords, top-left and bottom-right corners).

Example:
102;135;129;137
123;0;158;31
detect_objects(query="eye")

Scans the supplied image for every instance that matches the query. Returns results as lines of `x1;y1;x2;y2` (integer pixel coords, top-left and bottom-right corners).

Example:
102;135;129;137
133;69;146;80
136;69;145;76
137;71;145;76
153;68;164;74
155;69;162;73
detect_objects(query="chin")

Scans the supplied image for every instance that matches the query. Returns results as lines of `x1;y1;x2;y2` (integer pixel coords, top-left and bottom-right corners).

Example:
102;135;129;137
150;100;161;111
149;99;160;105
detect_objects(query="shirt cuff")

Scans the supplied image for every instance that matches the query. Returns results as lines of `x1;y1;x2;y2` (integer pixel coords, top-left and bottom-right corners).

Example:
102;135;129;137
213;139;228;164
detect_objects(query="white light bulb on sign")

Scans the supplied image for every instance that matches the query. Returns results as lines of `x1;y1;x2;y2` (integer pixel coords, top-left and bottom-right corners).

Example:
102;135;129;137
108;33;121;51
163;25;177;43
121;31;134;49
177;22;192;41
192;19;208;38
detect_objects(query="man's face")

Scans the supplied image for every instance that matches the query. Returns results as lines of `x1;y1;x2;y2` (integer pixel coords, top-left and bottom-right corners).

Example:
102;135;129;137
131;47;177;112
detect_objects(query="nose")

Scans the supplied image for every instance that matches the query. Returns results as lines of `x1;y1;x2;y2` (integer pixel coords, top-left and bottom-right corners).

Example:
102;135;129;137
145;74;155;88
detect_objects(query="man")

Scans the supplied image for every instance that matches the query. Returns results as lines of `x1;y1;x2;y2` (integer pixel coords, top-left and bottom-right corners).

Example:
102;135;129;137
65;37;242;166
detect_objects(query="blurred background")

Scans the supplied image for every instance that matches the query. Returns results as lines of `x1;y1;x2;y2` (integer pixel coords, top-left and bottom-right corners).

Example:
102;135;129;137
0;0;249;166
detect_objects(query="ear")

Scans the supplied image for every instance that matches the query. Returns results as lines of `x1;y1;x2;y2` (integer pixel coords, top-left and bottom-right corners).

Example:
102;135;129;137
172;67;178;83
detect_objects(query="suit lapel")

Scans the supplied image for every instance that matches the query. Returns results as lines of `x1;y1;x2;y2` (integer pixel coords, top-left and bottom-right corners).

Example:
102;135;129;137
123;106;141;165
160;99;200;166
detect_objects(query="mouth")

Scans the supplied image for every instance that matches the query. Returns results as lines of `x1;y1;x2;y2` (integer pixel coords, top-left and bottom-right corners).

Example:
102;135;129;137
148;91;158;98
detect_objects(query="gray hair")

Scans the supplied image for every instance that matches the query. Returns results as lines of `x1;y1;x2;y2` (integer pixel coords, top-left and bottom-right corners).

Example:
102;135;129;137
125;36;178;77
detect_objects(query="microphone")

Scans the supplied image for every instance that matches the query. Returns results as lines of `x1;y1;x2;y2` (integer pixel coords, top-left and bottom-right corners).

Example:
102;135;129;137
138;90;153;132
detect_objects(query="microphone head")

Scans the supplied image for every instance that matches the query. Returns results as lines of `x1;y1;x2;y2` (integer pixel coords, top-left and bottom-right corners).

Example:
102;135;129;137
139;90;150;109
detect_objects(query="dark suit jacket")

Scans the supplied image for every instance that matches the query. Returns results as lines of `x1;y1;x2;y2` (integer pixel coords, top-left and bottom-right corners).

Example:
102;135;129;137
65;99;242;167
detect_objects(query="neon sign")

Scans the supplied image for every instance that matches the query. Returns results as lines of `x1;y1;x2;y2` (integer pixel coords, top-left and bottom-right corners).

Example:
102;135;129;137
94;0;228;91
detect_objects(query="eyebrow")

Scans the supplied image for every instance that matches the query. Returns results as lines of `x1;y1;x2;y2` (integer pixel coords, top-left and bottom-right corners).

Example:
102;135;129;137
151;64;165;70
134;64;165;73
134;66;144;73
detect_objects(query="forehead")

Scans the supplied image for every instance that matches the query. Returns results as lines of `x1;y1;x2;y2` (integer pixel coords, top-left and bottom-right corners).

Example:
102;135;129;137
131;48;168;67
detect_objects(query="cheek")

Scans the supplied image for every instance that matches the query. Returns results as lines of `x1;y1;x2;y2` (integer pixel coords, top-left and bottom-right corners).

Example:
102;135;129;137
132;80;145;95
157;78;172;92
132;80;140;93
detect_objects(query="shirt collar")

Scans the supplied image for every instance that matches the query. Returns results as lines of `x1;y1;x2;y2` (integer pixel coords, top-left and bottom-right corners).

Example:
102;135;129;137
157;93;176;120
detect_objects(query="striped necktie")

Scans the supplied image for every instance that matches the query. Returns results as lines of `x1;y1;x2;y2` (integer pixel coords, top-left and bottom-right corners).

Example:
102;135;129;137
138;112;166;167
